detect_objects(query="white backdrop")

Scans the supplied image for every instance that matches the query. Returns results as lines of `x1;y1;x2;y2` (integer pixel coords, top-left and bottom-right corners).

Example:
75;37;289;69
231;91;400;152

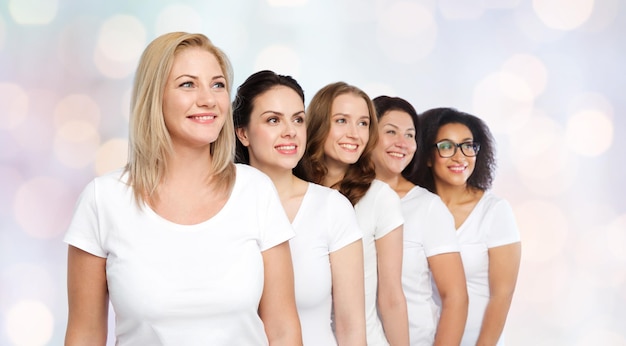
1;0;625;345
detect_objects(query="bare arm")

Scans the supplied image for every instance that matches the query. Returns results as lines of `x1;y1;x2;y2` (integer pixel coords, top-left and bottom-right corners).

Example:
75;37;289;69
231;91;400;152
259;241;303;346
330;240;367;346
65;245;108;346
376;226;409;346
476;242;521;346
429;252;468;346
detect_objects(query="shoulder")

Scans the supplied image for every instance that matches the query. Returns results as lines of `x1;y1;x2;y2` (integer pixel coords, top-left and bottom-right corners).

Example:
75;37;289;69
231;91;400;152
479;191;513;214
234;164;274;188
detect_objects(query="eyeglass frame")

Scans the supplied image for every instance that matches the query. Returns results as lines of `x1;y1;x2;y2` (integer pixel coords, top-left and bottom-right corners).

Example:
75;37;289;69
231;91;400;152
432;140;480;158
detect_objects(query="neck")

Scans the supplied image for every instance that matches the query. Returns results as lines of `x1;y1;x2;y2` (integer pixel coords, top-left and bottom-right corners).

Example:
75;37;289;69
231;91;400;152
259;167;298;199
435;181;479;206
164;146;214;182
323;160;348;188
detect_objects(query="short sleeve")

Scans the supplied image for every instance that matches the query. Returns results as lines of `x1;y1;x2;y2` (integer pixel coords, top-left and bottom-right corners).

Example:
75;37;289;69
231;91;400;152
326;190;362;252
63;180;107;258
256;174;295;252
373;181;404;240
423;196;460;257
485;198;521;248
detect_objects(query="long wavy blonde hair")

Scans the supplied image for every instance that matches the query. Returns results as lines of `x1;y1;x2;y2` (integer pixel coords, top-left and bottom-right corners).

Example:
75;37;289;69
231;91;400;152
124;32;235;206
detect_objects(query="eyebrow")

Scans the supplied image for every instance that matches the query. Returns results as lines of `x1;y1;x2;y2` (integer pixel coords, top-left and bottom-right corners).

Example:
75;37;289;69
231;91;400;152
174;74;225;81
259;110;305;117
383;123;415;131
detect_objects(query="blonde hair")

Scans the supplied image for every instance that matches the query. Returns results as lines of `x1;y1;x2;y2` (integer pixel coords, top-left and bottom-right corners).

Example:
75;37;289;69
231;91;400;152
124;32;235;206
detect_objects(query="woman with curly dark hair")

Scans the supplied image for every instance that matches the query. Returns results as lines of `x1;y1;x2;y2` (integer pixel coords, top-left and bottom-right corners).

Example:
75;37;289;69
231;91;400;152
414;107;521;346
296;82;409;346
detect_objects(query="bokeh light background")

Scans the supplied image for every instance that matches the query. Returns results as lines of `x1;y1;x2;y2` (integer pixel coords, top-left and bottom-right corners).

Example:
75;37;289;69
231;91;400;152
1;0;625;345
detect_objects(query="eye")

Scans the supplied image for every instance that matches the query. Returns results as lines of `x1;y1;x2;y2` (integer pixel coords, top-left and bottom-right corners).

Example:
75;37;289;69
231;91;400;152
386;129;396;135
267;117;279;124
335;118;346;124
358;120;369;127
405;133;415;139
293;115;305;124
461;142;474;150
179;81;194;88
212;81;226;89
438;141;453;150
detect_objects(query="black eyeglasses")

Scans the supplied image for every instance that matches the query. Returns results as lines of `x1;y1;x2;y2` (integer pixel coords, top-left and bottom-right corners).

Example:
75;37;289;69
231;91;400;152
433;140;480;158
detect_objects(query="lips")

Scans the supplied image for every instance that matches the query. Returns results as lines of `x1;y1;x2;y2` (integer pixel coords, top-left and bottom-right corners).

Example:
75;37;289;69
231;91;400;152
448;165;466;173
339;143;358;151
275;144;298;154
187;114;216;121
387;151;406;158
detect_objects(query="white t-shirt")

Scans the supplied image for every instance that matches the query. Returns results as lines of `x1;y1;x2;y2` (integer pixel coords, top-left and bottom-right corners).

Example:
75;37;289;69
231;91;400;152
290;183;362;345
353;179;404;346
63;165;295;346
456;191;520;346
401;185;460;346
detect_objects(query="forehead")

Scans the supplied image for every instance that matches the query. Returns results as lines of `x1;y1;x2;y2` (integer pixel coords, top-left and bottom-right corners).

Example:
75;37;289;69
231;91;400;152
436;122;473;139
170;47;221;73
252;86;304;111
331;93;369;115
380;110;415;129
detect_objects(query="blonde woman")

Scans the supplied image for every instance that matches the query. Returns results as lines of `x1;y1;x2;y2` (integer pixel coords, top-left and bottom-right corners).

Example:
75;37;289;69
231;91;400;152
64;32;301;345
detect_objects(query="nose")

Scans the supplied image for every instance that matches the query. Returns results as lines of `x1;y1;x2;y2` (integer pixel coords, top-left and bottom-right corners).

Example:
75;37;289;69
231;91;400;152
197;87;216;108
282;120;297;138
346;122;358;138
450;145;465;161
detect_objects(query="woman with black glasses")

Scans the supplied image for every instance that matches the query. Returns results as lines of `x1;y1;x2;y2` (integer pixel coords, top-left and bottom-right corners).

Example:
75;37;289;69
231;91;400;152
414;107;521;346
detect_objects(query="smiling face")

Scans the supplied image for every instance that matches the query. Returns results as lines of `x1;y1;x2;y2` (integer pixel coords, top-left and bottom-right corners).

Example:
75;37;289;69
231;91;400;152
236;86;306;173
162;47;230;151
430;122;476;189
322;93;370;170
372;109;417;177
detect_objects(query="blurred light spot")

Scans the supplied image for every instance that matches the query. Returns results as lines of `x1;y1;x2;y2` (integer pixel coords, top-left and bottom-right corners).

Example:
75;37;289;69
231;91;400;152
95;15;146;78
268;0;308;6
566;109;613;157
95;138;128;175
121;87;132;121
54;94;101;128
472;72;534;134
567;91;614;118
54;121;101;168
155;4;203;35
501;54;548;97
582;0;620;31
6;300;54;346
515;200;568;262
438;0;485;20
574;222;626;288
532;0;594;30
254;45;301;77
8;0;57;25
376;2;437;63
515;4;566;43
575;327;626;346
0;83;29;130
510;113;578;195
14;177;74;239
607;214;626;262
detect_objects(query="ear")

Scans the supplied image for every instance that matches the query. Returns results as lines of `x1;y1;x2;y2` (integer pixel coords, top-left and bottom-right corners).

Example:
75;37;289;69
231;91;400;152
235;127;250;147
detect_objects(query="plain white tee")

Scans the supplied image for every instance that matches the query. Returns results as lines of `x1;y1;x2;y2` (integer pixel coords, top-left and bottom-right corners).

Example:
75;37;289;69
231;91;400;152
456;191;520;346
290;183;362;345
353;179;404;346
401;185;460;346
63;165;295;345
